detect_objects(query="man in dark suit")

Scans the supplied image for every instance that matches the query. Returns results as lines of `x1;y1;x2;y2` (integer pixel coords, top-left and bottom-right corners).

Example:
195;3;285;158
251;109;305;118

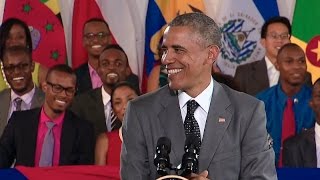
0;64;94;168
234;16;312;96
283;78;320;167
75;18;139;94
121;13;276;180
71;44;134;137
0;46;44;137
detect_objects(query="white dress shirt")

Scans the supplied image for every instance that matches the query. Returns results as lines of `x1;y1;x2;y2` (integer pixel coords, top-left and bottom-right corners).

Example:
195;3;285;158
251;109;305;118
265;56;279;87
178;78;214;140
101;87;113;132
8;85;35;121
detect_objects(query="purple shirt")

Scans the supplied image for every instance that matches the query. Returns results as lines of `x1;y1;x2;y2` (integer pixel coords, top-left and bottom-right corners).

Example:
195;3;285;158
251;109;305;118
34;107;65;167
88;63;102;89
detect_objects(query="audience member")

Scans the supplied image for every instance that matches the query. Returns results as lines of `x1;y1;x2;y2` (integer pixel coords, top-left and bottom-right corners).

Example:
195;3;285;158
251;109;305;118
75;18;139;94
256;43;315;167
121;13;276;180
0;64;94;168
0;46;44;136
282;78;320;167
71;45;136;137
95;82;139;166
0;18;48;91
234;16;311;95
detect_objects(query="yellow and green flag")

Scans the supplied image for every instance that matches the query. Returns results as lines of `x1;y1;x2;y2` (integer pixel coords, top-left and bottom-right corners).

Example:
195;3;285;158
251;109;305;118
291;0;320;83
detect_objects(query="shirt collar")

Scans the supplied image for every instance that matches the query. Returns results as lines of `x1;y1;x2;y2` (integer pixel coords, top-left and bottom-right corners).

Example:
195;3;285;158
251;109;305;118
276;84;309;108
265;56;275;71
40;107;65;126
178;77;214;113
88;63;98;76
11;85;35;104
101;86;111;106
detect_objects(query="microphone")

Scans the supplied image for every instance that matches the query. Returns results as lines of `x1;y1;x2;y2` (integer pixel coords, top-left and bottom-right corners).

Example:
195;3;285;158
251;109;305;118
154;137;171;176
180;136;200;177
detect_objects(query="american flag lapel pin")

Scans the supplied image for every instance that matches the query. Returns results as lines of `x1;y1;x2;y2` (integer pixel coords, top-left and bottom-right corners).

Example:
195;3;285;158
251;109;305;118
218;117;226;123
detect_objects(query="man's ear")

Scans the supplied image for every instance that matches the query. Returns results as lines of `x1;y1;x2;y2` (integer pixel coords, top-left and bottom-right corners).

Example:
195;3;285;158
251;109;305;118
125;66;132;77
207;45;220;64
260;38;266;48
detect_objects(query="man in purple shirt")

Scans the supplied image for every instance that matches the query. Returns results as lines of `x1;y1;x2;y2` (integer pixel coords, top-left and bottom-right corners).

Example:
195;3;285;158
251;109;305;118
0;64;94;168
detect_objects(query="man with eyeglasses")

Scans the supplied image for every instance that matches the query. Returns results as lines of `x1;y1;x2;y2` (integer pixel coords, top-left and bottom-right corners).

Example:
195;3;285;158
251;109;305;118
75;18;139;94
0;64;95;168
0;46;44;137
234;16;312;96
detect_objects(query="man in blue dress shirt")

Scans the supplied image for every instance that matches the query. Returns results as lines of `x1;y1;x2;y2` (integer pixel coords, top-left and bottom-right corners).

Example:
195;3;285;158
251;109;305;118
256;43;315;166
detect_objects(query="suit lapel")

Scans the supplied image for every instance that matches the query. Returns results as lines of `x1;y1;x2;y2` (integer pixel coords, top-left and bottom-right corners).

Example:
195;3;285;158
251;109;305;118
30;87;44;109
0;89;11;134
91;88;107;129
158;88;185;164
199;81;233;172
59;111;76;164
251;59;269;88
304;129;317;167
24;109;41;166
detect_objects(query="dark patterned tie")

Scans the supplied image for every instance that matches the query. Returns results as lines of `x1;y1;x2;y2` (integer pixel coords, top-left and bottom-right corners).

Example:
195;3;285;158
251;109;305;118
184;100;201;149
14;97;23;111
110;110;118;130
39;121;55;167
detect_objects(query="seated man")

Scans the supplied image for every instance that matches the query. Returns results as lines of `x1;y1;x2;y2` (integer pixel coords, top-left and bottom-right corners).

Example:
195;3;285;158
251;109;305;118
0;46;44;137
256;43;315;167
283;78;320;167
0;64;95;168
71;45;137;137
76;18;139;94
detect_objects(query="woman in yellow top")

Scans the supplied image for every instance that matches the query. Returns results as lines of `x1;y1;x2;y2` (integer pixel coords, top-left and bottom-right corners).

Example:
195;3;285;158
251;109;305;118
0;18;47;91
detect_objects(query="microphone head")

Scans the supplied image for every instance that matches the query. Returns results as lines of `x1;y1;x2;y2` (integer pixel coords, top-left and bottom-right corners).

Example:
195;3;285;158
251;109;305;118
157;137;171;153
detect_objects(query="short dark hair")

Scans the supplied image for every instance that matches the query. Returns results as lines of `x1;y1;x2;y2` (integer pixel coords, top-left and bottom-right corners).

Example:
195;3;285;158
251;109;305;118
46;64;76;81
261;16;291;39
277;43;303;59
314;78;320;87
111;81;140;107
100;44;129;65
2;45;32;62
168;12;222;49
83;18;109;32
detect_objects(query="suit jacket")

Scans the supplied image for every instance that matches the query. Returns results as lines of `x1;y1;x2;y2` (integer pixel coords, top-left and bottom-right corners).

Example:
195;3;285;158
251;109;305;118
121;80;277;180
0;87;44;137
70;87;122;138
75;63;140;94
283;128;317;168
0;108;95;168
234;58;312;96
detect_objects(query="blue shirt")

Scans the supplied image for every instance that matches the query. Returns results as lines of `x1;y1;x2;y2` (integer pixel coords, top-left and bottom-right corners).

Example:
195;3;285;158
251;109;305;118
256;84;315;165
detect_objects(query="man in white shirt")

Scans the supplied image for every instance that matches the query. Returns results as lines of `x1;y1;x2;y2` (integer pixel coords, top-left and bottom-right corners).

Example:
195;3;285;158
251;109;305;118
283;78;320;167
234;16;312;96
0;46;44;136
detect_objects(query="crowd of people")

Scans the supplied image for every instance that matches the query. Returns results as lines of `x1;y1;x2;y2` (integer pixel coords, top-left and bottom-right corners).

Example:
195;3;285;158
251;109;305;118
0;11;318;180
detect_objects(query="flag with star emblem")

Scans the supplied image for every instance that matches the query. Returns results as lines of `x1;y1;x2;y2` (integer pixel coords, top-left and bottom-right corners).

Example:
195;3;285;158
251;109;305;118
2;0;67;68
291;0;320;83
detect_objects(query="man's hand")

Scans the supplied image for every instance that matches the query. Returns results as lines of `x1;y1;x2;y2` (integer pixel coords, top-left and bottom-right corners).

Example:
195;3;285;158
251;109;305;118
189;170;209;180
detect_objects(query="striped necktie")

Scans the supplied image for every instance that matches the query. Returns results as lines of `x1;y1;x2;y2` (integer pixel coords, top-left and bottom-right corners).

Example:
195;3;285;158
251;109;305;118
110;110;118;131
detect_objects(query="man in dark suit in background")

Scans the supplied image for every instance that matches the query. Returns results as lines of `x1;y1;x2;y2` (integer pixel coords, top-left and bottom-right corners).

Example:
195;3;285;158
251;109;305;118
121;13;276;180
75;18;139;94
71;45;134;137
0;64;94;168
0;46;44;137
234;16;311;96
283;78;320;167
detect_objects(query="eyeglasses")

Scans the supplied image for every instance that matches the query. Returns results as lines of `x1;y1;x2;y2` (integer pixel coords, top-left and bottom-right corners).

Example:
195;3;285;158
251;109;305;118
2;63;31;73
46;81;75;97
267;33;290;40
83;32;110;41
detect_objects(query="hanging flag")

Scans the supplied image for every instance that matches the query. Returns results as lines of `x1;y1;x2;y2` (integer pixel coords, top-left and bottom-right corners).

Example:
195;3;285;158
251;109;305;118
3;0;67;68
291;0;320;83
206;0;280;76
143;0;205;92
